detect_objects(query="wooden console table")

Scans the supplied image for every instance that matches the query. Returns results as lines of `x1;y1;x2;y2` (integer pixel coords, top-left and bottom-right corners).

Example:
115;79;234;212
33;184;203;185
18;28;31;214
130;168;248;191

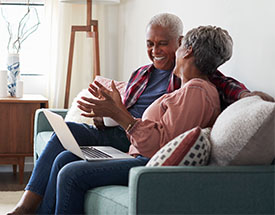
0;95;48;184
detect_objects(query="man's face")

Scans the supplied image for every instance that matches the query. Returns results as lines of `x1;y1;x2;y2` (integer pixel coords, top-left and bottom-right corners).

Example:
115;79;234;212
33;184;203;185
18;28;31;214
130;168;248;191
146;24;180;71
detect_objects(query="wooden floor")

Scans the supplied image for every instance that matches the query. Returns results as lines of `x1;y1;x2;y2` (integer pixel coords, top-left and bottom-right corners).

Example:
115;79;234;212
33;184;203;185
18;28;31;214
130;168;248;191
0;171;32;191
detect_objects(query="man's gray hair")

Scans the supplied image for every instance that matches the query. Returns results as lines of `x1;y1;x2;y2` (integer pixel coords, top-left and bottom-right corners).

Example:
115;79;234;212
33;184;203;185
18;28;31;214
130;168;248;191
147;13;183;38
182;25;233;75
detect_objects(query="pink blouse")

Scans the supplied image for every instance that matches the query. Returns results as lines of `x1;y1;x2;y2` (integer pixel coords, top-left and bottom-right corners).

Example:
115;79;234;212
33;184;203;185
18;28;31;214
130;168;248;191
127;78;221;158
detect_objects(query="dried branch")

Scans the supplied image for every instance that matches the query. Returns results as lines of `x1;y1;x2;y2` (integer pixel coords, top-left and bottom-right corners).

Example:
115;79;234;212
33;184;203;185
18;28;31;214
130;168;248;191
1;8;12;51
19;7;40;48
1;0;40;53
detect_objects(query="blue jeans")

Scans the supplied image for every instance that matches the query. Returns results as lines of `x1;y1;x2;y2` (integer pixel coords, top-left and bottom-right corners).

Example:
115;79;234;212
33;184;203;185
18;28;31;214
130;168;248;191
26;122;149;214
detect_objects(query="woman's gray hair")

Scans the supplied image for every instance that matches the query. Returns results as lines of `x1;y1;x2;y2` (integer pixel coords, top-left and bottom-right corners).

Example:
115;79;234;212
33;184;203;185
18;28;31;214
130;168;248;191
147;13;183;38
182;25;233;75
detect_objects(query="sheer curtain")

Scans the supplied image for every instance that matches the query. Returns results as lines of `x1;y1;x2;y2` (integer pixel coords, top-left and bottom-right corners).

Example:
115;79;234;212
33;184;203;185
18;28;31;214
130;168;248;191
44;1;94;108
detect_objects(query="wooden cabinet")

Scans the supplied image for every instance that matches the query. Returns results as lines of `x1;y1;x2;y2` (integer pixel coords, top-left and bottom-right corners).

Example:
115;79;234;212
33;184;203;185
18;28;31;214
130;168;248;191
0;95;48;184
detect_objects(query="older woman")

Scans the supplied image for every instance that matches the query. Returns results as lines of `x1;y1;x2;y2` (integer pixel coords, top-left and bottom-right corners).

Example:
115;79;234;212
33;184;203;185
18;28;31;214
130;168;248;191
9;14;250;214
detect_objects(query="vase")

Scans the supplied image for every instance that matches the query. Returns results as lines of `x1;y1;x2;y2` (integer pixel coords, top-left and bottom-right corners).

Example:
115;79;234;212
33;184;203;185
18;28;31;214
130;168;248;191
7;53;20;97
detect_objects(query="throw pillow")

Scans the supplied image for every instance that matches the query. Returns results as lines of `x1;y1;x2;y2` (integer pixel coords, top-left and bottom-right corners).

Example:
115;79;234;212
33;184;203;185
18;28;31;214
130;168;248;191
146;127;211;167
65;76;127;125
209;96;275;166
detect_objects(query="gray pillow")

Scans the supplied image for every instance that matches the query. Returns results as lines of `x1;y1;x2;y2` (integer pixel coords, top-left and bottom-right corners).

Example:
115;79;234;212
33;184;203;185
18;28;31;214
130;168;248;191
209;96;275;166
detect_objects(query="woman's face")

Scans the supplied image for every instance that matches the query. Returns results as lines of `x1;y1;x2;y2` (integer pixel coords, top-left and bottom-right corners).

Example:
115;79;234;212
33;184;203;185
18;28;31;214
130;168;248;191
173;44;187;79
146;24;180;71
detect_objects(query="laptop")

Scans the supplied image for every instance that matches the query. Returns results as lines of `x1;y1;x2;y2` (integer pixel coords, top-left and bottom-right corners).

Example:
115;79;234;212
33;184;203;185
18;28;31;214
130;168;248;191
43;109;134;161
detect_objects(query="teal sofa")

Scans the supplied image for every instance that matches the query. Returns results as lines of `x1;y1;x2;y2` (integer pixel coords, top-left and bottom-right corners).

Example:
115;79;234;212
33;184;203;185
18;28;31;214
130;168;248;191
33;109;275;215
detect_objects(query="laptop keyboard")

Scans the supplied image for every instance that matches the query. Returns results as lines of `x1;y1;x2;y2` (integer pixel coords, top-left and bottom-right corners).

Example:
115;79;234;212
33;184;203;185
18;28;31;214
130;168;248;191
81;147;112;159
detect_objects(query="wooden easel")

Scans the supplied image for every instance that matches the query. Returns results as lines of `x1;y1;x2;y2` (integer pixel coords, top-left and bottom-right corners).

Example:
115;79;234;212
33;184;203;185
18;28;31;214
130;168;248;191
64;0;100;108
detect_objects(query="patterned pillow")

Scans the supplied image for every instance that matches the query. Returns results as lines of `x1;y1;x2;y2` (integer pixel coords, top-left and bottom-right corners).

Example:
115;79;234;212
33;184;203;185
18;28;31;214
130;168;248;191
146;127;211;167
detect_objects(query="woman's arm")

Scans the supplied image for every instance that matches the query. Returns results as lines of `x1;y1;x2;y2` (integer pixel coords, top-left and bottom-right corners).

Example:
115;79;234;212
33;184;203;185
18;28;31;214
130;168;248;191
77;80;219;158
127;80;220;158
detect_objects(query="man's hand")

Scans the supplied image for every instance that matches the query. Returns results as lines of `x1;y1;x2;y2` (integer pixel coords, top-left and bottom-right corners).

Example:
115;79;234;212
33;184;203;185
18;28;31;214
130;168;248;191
240;91;274;102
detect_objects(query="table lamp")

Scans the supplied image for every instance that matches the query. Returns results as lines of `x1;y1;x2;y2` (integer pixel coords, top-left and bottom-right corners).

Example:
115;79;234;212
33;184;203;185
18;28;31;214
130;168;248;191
60;0;120;108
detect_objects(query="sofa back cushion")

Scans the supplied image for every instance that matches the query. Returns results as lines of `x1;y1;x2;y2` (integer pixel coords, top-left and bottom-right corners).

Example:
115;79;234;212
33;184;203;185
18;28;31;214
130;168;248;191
209;96;275;166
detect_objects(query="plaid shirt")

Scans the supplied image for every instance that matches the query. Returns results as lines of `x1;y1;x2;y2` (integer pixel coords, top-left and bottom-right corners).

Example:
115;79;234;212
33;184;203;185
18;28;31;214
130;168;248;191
209;70;250;109
123;64;180;109
123;64;249;110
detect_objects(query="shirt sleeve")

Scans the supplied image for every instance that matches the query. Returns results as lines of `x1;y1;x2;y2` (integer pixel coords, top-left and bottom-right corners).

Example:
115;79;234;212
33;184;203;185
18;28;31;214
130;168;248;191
209;70;250;109
127;81;219;158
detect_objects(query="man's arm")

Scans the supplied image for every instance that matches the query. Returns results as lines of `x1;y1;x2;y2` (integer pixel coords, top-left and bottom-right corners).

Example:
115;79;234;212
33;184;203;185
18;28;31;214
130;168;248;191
209;70;274;109
239;91;274;102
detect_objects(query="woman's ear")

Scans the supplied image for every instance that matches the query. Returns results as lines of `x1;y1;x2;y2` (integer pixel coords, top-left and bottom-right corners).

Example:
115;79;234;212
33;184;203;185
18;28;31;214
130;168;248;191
184;46;193;58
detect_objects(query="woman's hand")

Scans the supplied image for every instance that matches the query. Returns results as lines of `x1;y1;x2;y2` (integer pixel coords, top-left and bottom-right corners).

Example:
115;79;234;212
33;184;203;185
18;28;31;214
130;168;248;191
77;81;124;118
90;80;123;107
77;80;136;131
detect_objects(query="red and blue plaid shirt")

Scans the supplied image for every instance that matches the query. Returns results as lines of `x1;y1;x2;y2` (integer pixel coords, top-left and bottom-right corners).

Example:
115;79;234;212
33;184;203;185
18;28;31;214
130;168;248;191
123;64;249;110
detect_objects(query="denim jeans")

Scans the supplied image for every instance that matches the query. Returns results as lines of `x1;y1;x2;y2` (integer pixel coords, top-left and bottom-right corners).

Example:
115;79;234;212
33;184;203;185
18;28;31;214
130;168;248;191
25;122;149;214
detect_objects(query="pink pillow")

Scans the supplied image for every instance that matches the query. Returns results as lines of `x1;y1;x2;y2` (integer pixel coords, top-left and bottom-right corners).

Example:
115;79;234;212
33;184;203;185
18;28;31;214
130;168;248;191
146;127;211;166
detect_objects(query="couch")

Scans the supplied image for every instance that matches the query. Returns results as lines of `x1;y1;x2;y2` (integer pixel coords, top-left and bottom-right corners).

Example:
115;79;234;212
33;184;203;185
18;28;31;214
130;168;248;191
33;100;275;214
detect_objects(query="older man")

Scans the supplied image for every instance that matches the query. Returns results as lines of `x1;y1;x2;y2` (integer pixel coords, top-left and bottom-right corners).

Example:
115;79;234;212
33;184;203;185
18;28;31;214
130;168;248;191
94;13;272;130
8;13;273;215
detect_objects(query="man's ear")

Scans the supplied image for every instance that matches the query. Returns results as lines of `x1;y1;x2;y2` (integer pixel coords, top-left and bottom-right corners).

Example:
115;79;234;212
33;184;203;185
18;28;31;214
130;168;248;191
178;36;184;47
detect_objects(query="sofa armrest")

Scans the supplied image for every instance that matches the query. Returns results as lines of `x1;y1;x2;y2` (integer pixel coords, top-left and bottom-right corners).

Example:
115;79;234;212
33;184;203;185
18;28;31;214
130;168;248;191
128;166;275;215
34;108;68;136
33;108;68;163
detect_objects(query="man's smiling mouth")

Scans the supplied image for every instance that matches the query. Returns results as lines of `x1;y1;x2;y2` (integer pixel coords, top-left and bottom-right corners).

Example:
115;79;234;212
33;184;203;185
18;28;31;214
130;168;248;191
153;56;165;61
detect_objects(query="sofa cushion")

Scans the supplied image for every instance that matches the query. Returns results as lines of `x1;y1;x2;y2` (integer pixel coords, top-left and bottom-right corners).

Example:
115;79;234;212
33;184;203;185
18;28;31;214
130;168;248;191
210;96;275;166
35;131;53;157
146;127;211;166
84;185;128;215
65;76;126;125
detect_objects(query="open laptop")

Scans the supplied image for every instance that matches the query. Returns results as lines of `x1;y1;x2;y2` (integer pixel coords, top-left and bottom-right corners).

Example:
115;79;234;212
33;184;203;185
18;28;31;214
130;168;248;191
43;109;134;161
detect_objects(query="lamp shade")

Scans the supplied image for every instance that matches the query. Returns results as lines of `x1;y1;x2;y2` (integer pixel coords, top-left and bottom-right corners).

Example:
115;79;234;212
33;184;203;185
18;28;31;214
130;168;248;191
59;0;120;4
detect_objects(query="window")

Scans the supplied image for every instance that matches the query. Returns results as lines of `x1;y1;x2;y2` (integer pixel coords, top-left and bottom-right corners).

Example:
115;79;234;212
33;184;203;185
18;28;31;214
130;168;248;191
0;0;45;76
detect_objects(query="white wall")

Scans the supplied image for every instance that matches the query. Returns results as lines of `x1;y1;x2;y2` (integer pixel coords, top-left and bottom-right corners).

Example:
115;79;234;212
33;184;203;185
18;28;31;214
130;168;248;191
100;0;275;97
4;0;274;105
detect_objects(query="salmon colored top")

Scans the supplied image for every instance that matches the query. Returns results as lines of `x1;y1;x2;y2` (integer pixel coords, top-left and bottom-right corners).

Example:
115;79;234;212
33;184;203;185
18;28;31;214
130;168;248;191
127;78;221;158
